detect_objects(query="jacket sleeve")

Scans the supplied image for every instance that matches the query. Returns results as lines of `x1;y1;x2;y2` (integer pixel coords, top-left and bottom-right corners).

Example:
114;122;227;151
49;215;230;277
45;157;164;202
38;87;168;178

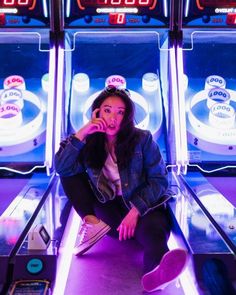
54;135;86;176
129;131;170;216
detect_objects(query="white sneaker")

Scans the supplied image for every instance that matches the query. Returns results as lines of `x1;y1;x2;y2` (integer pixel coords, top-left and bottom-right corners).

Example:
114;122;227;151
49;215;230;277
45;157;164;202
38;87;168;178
142;248;188;292
74;219;111;256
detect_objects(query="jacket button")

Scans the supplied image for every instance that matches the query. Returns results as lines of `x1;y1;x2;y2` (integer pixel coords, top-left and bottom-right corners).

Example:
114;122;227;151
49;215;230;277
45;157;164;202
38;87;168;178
124;183;128;187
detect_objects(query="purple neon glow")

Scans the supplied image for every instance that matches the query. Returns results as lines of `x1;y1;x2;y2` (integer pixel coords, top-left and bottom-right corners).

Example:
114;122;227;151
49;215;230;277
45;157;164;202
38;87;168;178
177;46;189;174
168;234;200;295
45;46;56;175
54;46;65;157
44;192;54;237
52;208;81;295
169;47;182;175
168;173;200;295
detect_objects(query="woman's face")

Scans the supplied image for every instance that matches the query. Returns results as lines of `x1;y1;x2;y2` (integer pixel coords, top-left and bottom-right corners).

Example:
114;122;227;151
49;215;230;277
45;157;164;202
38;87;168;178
99;95;126;139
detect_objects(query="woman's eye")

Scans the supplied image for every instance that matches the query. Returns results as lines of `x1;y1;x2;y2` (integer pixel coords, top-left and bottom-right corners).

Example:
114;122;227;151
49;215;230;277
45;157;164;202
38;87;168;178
104;108;111;113
118;110;125;115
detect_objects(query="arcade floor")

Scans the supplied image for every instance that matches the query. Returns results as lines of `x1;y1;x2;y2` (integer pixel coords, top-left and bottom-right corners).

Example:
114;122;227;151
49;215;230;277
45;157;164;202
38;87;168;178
52;175;236;295
59;236;188;295
52;209;206;295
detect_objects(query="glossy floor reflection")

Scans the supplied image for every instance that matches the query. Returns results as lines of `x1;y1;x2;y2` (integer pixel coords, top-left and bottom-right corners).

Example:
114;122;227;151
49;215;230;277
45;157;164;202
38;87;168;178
62;235;187;295
206;176;236;208
0;178;29;215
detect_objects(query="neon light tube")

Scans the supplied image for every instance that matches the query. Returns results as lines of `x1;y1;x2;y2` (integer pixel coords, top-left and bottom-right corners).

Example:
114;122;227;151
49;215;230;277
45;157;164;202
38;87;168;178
45;46;56;174
177;46;189;174
163;0;168;17
42;0;48;18
185;0;190;17
170;47;181;175
66;0;71;18
54;46;65;156
52;209;81;295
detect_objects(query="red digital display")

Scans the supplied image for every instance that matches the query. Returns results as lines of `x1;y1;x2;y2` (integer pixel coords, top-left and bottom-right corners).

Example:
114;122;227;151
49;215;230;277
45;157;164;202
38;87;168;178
109;13;126;24
226;13;236;24
0;13;5;24
0;0;35;8
79;0;155;7
198;0;236;8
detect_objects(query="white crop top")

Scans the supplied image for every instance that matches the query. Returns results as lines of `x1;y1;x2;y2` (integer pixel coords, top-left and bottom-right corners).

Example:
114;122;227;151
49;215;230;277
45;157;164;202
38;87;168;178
102;152;122;196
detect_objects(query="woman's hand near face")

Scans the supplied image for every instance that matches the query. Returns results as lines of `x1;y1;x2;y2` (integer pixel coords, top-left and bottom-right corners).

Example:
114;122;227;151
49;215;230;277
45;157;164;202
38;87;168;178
117;206;140;241
75;108;107;141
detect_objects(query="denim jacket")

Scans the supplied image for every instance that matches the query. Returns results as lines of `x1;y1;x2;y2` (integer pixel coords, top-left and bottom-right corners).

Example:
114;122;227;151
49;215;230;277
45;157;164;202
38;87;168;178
55;129;172;216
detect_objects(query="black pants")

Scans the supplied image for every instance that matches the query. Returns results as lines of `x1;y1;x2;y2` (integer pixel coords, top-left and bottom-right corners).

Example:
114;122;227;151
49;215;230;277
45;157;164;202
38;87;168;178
60;173;172;274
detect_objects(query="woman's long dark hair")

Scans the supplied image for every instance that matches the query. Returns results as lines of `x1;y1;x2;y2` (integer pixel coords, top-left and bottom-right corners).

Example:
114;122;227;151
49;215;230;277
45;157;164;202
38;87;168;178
80;88;140;169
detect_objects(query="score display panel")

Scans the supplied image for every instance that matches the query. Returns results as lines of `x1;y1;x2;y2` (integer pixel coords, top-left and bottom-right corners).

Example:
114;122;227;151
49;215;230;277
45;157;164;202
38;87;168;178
65;0;169;27
0;0;50;27
198;0;236;8
183;0;236;27
180;1;236;163
0;0;35;8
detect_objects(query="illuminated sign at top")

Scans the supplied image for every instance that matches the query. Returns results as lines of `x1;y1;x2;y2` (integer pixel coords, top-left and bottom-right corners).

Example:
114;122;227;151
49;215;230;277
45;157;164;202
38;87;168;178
198;0;236;8
78;0;155;8
0;0;36;9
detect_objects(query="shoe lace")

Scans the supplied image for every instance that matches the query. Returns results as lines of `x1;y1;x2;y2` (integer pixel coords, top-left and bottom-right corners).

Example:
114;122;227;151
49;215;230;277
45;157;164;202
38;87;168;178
78;222;90;243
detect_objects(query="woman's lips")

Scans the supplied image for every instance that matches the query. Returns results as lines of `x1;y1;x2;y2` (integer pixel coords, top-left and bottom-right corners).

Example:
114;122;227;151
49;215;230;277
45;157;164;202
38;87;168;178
108;124;116;129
